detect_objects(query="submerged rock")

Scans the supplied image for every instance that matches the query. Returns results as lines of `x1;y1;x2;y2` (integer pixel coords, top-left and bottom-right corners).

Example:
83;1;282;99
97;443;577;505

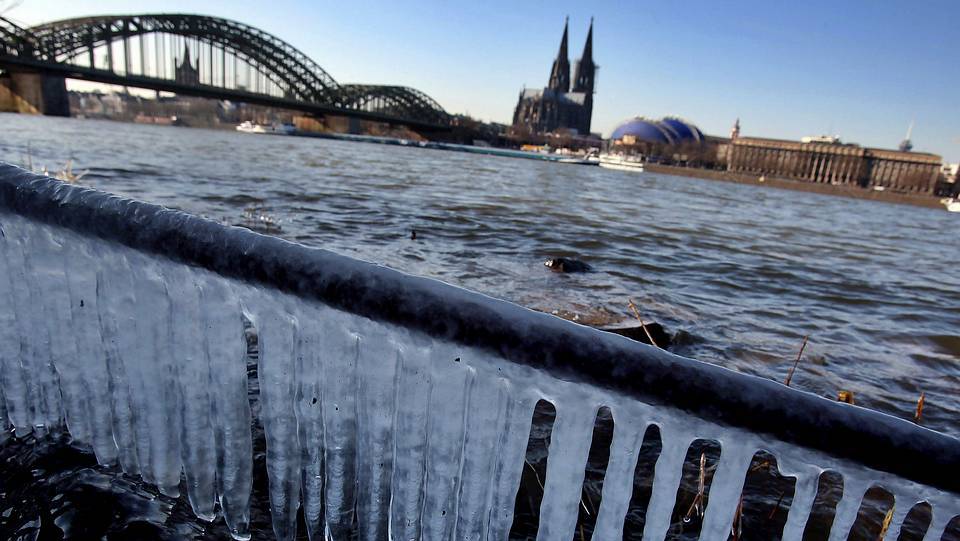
600;321;672;349
532;304;673;349
544;257;593;273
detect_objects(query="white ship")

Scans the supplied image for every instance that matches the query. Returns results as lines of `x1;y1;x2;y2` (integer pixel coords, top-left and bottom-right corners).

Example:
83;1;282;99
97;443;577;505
236;121;296;135
941;197;960;212
598;153;645;172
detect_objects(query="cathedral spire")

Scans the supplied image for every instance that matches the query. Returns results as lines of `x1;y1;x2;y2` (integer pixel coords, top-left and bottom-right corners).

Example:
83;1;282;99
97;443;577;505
548;17;570;92
581;17;593;66
181;43;194;69
572;17;595;94
175;42;199;85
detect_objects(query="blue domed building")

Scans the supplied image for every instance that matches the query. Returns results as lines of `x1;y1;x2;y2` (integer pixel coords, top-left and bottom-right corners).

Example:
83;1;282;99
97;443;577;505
659;117;704;143
607;116;714;166
609;116;704;146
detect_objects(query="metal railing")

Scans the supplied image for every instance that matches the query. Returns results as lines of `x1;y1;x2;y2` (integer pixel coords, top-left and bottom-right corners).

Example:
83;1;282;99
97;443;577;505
0;162;957;540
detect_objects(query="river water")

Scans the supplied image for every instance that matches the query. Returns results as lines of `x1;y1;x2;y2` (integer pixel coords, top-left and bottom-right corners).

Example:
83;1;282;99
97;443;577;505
1;114;958;539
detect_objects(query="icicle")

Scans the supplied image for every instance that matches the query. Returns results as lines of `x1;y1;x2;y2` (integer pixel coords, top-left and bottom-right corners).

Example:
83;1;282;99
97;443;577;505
94;249;182;491
257;305;301;541
826;476;870;541
482;385;538;540
0;234;33;437
354;321;400;541
591;412;648;540
130;260;182;496
388;334;438;541
699;439;755;540
321;311;360;539
641;427;694;541
5;219;60;435
0;382;8;441
63;237;118;465
201;277;252;540
29;226;89;443
295;305;326;541
454;371;508;540
95;255;142;477
165;265;217;521
420;352;473;540
535;399;598;541
779;465;821;541
921;507;953;541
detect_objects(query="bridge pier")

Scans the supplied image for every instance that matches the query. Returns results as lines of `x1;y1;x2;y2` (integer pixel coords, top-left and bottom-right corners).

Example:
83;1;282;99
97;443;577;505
0;70;70;116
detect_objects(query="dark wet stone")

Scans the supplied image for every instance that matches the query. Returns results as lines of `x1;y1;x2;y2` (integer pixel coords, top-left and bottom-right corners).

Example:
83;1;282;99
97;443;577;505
600;321;672;348
543;257;593;273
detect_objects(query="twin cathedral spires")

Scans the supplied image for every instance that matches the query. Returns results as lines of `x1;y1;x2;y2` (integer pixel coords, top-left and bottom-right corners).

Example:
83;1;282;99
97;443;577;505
548;17;595;95
511;17;596;135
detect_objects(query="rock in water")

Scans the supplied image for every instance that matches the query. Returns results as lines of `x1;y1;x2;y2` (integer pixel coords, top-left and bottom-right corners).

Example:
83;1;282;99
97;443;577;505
600;321;672;349
544;257;593;273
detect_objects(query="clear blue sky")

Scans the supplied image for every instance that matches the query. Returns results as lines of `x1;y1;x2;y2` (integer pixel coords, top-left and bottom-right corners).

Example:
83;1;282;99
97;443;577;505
7;0;960;161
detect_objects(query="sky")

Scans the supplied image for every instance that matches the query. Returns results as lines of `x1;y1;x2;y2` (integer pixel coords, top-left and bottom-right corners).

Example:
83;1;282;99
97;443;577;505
6;0;960;161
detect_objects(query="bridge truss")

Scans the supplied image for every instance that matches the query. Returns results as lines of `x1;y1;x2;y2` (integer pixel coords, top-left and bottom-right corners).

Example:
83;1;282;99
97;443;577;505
0;14;450;128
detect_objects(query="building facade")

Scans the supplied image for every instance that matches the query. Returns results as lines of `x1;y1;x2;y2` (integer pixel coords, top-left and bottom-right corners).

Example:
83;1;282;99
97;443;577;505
512;19;595;135
726;137;942;194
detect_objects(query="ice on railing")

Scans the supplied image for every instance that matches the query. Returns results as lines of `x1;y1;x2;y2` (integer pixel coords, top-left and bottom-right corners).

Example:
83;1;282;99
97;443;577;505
1;213;254;539
1;210;958;541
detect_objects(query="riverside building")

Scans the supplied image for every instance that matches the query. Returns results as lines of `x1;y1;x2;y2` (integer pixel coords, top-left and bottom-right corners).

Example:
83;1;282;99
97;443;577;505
718;119;943;194
725;136;943;194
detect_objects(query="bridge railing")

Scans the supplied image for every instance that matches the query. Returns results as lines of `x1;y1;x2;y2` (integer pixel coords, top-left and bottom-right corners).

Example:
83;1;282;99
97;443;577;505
0;162;957;540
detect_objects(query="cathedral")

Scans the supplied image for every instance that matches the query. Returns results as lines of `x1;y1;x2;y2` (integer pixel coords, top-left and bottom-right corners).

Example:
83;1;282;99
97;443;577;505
175;44;200;86
512;18;596;136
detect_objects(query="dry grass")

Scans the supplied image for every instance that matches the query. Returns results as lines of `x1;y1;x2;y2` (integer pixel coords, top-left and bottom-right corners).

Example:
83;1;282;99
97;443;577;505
877;505;895;540
914;392;926;424
684;452;708;522
627;298;660;349
731;495;744;540
783;335;809;386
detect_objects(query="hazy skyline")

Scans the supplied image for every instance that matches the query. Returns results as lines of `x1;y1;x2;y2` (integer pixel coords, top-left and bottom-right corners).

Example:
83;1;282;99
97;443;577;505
6;0;959;161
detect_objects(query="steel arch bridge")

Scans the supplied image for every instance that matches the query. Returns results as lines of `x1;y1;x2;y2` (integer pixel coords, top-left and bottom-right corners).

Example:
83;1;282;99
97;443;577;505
0;14;451;129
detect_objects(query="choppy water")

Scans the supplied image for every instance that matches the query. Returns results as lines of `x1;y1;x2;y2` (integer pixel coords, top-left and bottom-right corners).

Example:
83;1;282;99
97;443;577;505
1;113;958;539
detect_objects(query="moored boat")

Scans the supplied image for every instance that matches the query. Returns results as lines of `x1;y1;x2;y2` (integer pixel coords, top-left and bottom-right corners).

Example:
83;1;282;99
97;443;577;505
236;121;296;135
554;153;600;166
598;153;645;172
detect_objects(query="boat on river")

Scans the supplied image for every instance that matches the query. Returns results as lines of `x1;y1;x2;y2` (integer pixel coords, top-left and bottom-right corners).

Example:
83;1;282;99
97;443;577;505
598;153;645;172
236;121;296;135
554;154;600;166
941;197;960;212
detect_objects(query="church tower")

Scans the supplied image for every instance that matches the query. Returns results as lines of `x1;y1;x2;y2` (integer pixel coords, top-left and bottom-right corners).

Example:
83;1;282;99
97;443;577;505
175;43;199;86
572;18;595;94
547;18;570;92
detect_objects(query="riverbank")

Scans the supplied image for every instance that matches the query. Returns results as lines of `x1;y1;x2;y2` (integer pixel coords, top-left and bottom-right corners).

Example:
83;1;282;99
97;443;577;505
294;130;599;164
645;163;947;210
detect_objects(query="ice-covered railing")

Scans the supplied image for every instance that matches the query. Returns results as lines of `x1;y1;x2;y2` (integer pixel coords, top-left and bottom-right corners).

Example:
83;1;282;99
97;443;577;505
0;162;957;541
